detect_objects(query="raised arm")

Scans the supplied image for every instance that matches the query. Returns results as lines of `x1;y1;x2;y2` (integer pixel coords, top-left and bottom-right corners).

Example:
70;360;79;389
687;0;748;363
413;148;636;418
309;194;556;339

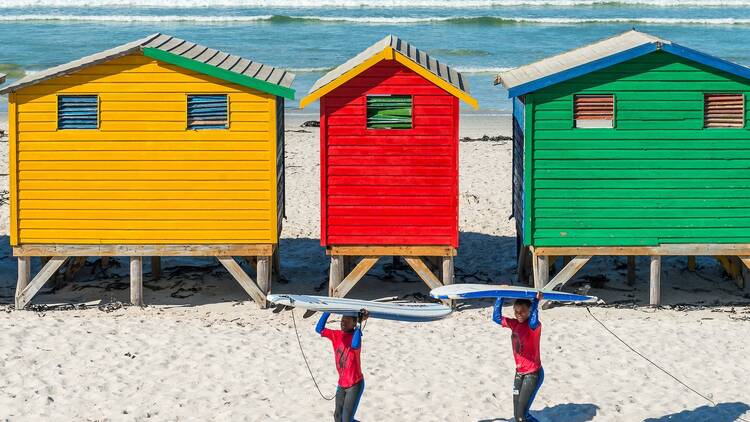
529;299;540;330
492;297;505;325
352;309;368;350
315;312;330;335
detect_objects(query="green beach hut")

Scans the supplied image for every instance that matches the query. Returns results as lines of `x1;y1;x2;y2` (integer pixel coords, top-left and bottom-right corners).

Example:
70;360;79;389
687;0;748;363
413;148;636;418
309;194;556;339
496;30;750;304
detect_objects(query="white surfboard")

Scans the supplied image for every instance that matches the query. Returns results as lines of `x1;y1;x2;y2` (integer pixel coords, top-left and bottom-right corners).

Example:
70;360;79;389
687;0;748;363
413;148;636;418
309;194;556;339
430;284;598;302
267;294;452;322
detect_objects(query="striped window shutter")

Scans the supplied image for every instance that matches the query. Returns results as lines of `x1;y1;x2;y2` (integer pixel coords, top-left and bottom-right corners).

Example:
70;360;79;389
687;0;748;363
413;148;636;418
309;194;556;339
704;94;745;128
58;95;98;129
187;95;228;130
367;95;412;129
574;94;614;128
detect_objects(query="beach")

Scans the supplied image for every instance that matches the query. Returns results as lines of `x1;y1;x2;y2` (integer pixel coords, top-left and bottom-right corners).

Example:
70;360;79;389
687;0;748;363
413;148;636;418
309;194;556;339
0;113;748;421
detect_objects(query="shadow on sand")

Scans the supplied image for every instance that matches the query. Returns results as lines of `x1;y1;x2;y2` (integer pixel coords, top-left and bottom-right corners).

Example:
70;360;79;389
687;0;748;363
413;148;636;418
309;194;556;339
478;402;599;422
644;402;750;422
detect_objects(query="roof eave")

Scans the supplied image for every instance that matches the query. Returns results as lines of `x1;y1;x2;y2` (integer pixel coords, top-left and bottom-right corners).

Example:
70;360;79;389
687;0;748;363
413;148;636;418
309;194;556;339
0;73;6;85
505;42;660;98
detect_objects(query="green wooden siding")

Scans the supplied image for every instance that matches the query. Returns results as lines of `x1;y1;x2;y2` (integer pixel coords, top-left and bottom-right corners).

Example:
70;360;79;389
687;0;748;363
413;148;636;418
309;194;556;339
528;50;750;247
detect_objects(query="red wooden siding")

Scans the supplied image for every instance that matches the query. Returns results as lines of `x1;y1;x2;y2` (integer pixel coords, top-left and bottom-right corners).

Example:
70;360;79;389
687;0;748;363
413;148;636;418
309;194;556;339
320;60;459;247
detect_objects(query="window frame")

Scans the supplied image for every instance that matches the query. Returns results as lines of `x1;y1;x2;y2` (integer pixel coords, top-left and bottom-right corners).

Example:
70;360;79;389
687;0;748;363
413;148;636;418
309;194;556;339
365;94;413;130
186;93;230;131
56;94;100;131
573;94;615;129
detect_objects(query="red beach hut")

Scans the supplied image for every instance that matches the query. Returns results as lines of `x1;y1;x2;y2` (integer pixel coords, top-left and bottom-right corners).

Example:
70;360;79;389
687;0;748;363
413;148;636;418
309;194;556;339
300;35;478;299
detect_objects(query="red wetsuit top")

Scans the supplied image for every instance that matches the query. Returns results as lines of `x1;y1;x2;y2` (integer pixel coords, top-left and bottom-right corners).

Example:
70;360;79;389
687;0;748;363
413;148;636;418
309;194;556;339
494;298;542;374
320;328;363;388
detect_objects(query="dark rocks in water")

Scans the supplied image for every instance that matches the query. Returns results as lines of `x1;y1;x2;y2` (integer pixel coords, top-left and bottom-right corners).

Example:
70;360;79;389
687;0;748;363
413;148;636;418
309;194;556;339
460;134;511;142
301;120;320;127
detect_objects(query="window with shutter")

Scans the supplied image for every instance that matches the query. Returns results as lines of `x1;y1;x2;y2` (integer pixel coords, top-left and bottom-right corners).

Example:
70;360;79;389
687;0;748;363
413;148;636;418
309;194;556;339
58;95;98;130
704;94;745;128
574;94;614;128
187;95;228;130
366;95;412;129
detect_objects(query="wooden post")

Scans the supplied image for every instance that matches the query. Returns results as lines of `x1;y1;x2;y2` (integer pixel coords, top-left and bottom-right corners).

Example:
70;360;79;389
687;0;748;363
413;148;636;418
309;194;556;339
442;256;455;308
333;257;379;298
517;246;529;285
687;256;696;272
329;255;344;297
534;255;549;289
151;257;161;281
130;256;143;307
257;256;271;305
16;257;31;309
15;256;68;309
272;248;281;283
650;256;661;306
627;256;636;286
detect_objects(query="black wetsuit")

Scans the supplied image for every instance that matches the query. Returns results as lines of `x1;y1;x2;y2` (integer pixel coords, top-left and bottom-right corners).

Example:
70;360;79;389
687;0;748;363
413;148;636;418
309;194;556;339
334;379;365;422
513;368;544;422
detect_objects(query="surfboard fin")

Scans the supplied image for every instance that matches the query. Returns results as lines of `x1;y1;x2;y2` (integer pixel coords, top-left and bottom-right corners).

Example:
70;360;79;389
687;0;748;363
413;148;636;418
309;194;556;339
302;309;317;319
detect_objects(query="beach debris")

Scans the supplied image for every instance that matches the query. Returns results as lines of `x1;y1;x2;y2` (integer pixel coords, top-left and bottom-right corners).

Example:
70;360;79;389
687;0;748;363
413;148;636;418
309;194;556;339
301;120;320;127
460;134;510;143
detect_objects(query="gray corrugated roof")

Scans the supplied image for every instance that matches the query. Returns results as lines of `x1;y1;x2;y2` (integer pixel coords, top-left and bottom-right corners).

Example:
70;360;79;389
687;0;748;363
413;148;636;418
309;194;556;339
0;33;294;95
0;73;6;85
496;30;668;90
308;34;470;95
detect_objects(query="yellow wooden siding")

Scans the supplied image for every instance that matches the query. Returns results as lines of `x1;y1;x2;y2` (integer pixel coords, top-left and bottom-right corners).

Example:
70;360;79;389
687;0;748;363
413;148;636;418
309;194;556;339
11;53;279;245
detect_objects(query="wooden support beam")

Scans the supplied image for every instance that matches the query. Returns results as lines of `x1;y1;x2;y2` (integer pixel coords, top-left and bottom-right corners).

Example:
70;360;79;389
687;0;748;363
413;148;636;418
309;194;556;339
650;256;661;306
334;257;380;298
543;256;592;293
130;256;143;307
738;256;750;291
15;256;68;309
403;257;443;291
517;246;530;286
217;256;266;307
151;257;161;281
257;256;271;302
687;256;696;272
715;256;744;290
328;245;456;257
329;255;344;297
627;256;636;286
101;256;110;269
272;249;281;283
533;244;750;256
16;257;30;308
15;244;274;257
442;256;455;308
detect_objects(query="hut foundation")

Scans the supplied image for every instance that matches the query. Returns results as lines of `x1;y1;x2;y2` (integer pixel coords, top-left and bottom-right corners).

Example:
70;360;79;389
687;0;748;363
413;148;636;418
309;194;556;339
14;244;276;309
327;246;456;307
531;245;750;306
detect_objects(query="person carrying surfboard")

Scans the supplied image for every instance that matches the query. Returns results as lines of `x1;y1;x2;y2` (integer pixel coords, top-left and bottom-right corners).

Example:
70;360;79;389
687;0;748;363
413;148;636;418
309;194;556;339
316;308;369;422
493;291;544;422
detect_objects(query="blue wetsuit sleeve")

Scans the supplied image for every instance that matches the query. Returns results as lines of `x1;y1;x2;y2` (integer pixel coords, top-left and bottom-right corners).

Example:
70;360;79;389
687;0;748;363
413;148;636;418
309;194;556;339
352;326;362;350
315;312;330;335
529;299;540;330
492;297;505;325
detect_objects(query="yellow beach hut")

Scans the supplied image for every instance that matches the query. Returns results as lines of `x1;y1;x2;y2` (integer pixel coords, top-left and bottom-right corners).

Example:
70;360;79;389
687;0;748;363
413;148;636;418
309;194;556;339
0;34;295;309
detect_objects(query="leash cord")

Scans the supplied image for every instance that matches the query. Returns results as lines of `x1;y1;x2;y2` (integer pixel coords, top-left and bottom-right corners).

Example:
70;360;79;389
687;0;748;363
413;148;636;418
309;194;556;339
585;306;749;421
290;308;335;401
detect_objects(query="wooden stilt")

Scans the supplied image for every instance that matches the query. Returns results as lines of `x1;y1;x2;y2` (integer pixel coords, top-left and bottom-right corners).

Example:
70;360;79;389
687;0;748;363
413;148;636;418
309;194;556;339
517;246;529;285
130;256;143;306
687;256;696;272
217;256;267;307
151;257;161;281
540;255;592;309
257;256;271;302
272;248;281;283
442;256;455;308
534;255;549;290
16;257;31;309
329;255;344;297
627;256;636;286
334;257;379;298
650;256;661;306
15;257;68;309
101;256;110;269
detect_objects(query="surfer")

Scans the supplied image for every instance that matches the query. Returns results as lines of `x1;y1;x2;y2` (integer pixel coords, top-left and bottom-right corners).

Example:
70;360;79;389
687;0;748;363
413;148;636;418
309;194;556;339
493;291;544;422
316;309;370;422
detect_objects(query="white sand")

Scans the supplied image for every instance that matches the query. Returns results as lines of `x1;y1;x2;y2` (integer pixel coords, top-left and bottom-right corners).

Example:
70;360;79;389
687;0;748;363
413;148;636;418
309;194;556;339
0;114;749;421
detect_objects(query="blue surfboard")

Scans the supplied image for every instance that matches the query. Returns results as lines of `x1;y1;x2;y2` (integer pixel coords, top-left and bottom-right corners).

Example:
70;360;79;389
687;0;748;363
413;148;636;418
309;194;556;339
430;284;597;302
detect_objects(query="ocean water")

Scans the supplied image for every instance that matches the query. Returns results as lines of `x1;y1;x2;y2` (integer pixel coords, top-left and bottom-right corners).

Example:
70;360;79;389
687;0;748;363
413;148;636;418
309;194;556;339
3;0;750;116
